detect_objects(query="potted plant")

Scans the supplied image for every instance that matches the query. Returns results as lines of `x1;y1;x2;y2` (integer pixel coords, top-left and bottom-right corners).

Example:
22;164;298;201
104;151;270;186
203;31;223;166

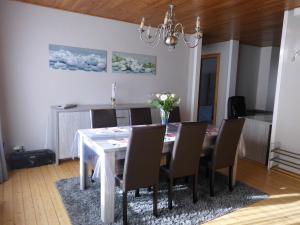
150;93;180;124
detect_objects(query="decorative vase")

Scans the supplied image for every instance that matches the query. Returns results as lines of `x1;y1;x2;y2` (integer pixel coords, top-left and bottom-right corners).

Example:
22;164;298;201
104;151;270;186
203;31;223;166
160;109;170;125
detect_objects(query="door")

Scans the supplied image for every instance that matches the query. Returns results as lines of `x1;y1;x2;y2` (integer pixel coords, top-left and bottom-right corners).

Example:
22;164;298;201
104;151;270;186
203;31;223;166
198;54;220;124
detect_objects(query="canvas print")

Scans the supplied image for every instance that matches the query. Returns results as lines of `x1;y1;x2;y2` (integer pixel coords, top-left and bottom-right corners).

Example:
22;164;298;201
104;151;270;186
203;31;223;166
49;44;107;72
112;51;156;75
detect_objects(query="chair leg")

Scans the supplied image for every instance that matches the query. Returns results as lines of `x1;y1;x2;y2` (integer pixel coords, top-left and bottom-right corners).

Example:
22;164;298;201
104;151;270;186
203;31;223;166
205;167;209;178
168;178;173;210
193;175;198;203
229;166;233;192
90;169;95;183
153;185;158;217
135;189;140;197
123;191;128;225
209;169;215;197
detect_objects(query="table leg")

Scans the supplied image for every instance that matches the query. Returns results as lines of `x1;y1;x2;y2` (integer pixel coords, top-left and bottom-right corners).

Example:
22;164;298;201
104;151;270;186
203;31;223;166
79;134;88;190
100;150;115;223
232;151;238;186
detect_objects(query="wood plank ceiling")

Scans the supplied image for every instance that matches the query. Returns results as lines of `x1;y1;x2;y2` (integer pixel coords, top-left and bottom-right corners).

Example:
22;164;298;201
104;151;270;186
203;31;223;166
16;0;300;46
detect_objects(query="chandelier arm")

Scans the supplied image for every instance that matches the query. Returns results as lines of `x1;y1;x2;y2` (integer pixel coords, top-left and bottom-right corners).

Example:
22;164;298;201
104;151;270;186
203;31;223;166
174;23;184;36
183;35;201;48
183;37;200;48
139;25;164;47
183;29;203;46
174;23;202;48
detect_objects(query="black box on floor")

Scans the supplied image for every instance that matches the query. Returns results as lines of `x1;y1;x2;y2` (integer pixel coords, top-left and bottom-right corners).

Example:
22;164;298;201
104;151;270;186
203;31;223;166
10;149;55;169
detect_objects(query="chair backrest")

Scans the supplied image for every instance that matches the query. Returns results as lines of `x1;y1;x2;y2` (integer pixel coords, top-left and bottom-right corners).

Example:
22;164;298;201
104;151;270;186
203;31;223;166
129;107;152;125
123;125;166;191
91;109;117;128
213;118;245;169
168;106;181;123
227;96;246;119
170;122;208;178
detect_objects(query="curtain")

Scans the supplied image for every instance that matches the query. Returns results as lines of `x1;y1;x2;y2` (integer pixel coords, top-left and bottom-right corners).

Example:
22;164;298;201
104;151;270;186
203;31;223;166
0;118;8;183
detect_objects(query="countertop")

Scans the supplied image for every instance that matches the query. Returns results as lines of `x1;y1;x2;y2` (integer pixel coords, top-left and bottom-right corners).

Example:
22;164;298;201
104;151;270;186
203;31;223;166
245;114;273;124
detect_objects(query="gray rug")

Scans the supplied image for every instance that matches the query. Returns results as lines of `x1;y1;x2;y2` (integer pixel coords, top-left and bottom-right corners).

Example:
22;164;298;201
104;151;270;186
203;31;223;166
56;174;267;225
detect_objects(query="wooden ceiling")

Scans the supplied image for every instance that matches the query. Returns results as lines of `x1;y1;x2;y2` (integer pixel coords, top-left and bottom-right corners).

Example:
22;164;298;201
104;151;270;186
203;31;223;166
16;0;300;46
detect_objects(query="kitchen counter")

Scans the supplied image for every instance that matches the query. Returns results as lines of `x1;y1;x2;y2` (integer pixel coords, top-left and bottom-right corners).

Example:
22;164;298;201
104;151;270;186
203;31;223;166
245;114;273;123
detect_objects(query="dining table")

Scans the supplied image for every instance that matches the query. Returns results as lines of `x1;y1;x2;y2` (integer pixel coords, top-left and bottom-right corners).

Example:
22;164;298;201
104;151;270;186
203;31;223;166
74;123;238;224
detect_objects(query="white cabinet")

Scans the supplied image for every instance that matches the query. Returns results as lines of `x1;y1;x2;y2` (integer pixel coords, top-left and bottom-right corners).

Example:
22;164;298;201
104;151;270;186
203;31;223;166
51;104;152;163
58;111;91;159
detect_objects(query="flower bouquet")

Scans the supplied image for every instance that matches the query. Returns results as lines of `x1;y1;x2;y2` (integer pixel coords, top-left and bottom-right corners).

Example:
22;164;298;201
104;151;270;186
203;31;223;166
150;93;180;124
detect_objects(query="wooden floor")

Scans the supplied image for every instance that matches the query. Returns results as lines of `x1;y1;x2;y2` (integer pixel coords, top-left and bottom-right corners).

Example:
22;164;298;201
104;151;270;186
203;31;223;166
0;159;300;225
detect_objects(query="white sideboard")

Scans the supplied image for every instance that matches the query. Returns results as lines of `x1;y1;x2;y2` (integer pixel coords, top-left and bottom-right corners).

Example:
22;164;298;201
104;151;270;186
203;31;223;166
51;104;160;164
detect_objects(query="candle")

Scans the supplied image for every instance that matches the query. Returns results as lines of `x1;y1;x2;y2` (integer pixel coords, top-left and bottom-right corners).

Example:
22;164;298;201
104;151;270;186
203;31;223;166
164;11;169;25
140;17;145;29
196;16;200;28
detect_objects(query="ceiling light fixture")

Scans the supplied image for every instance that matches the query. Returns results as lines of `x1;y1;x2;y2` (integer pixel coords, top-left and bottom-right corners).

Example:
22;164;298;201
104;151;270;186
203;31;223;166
138;0;203;50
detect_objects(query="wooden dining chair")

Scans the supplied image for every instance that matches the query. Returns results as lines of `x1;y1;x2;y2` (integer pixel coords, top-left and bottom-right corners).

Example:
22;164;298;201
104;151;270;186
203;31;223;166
161;122;208;209
90;109;118;180
129;107;152;125
202;118;245;196
90;109;117;128
115;125;166;225
168;106;181;123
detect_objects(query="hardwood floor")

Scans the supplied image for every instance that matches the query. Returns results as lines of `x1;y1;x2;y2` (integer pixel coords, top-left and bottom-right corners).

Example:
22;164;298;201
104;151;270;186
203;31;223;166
0;159;300;225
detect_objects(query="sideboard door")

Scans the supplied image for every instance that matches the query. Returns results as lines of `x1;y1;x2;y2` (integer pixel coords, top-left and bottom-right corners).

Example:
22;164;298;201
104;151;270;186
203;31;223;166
58;111;91;160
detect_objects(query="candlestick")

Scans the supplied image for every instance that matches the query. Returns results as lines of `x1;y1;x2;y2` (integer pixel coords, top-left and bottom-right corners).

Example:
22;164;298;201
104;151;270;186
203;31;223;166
147;26;151;37
111;82;116;107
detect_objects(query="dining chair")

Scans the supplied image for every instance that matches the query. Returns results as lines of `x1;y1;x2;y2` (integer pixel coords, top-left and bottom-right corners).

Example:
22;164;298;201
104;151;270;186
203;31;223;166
129;107;152;125
161;122;208;209
168;106;181;123
90;109;118;180
115;125;166;225
90;109;117;128
202;118;245;196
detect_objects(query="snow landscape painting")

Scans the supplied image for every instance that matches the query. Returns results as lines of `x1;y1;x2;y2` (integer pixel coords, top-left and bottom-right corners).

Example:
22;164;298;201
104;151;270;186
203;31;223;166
49;44;107;72
112;51;156;75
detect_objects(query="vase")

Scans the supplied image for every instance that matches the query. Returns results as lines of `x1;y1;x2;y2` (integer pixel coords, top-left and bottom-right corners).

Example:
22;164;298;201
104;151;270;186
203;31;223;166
160;109;170;125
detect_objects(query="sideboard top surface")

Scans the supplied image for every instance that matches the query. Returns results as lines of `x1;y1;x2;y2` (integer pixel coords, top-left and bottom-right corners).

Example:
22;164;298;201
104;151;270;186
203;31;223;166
51;104;153;112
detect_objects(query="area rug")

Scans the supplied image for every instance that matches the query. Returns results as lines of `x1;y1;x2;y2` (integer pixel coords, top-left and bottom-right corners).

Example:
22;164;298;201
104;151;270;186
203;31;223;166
56;174;267;225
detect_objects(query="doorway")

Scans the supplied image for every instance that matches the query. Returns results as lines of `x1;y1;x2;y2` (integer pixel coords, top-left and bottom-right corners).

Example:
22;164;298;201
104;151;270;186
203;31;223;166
198;54;220;124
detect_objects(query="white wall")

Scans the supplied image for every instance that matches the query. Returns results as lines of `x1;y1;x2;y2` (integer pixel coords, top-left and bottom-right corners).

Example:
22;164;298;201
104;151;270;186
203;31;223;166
255;47;273;110
266;47;280;111
271;8;300;170
0;1;196;150
236;44;279;111
202;40;239;126
236;45;261;109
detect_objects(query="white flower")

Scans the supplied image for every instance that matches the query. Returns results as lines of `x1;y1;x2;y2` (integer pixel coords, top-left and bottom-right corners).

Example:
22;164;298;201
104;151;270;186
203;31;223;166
171;93;175;98
156;93;161;98
160;94;168;101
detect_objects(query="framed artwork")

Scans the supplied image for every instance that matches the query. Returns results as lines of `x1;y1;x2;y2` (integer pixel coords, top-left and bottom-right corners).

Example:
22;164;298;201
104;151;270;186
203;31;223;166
112;51;156;75
49;44;107;72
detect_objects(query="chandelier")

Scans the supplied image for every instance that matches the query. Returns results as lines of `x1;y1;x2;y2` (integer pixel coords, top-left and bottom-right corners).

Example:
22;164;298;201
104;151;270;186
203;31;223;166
138;1;203;50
